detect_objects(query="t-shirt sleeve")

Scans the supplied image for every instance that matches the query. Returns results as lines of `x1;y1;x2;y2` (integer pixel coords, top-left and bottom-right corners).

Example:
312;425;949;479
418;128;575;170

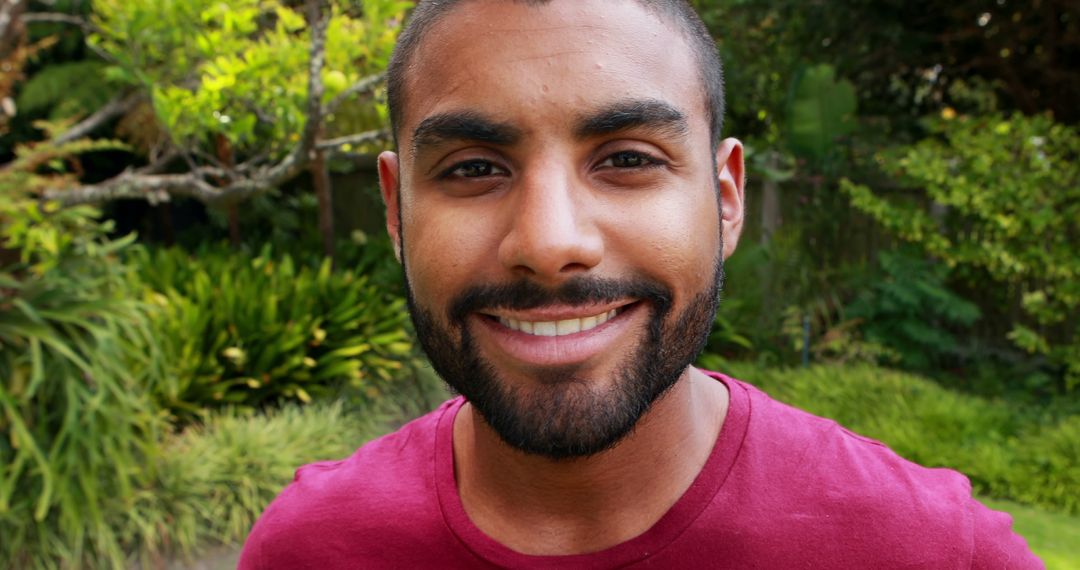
237;492;278;570
237;533;261;570
969;499;1045;569
236;475;304;570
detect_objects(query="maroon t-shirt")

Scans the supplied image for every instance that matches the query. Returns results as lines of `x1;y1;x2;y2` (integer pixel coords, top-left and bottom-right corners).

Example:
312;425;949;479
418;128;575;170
239;371;1042;569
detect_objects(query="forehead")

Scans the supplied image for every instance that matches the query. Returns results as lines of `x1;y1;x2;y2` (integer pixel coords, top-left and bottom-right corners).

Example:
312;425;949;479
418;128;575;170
398;0;705;149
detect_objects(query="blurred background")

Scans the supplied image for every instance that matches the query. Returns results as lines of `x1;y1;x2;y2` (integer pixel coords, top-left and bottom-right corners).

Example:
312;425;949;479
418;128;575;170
1;0;1077;567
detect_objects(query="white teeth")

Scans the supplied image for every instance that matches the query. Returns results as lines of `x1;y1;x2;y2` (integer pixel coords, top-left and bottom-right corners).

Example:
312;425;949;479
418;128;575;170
533;322;558;336
498;309;618;337
556;319;581;335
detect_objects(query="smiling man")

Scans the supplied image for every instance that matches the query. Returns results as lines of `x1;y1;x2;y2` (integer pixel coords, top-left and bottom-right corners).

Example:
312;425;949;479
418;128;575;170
239;1;1041;568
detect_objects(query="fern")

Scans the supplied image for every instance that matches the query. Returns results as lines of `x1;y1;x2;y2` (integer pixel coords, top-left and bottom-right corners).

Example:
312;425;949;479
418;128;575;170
15;61;116;120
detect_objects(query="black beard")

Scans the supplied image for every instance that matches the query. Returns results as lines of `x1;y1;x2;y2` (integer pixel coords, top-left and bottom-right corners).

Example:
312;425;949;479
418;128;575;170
404;261;723;461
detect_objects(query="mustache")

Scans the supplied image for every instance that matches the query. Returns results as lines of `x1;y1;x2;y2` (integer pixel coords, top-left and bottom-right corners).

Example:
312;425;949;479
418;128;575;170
448;275;673;324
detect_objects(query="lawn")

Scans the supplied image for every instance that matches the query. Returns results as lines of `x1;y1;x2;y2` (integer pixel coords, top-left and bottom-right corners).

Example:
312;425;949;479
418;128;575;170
982;498;1080;570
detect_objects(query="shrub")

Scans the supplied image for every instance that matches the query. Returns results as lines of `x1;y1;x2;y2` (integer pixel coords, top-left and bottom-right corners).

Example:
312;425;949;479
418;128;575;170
127;244;416;423
710;229;828;366
1008;417;1080;514
0;209;163;569
123;399;390;564
1;114;165;566
844;247;981;371
843;113;1080;390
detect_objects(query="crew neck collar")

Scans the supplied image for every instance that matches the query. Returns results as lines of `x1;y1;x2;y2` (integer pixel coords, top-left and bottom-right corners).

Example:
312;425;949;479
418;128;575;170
433;370;750;568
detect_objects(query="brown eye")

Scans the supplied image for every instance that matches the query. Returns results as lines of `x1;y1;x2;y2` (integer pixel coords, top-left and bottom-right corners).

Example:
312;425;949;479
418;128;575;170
448;159;506;178
602;151;656;168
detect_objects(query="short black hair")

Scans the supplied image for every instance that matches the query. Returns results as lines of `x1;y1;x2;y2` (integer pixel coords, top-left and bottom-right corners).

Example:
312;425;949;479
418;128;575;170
385;0;724;150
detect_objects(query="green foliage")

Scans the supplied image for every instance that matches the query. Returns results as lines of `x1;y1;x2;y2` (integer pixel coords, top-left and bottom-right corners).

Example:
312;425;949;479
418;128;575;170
1008;417;1080;515
845;248;980;370
90;0;408;154
843;113;1080;389
728;363;1080;515
129;377;445;563
1;186;164;567
699;305;755;371
192;187;405;292
127;244;415;422
785;64;857;165
15;61;116;121
710;228;869;367
124;400;387;562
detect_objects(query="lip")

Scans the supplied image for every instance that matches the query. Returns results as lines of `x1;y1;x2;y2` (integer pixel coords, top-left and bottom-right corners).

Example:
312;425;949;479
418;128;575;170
470;301;645;368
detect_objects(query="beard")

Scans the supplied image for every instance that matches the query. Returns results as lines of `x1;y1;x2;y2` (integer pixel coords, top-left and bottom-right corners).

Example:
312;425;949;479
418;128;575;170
404;258;723;461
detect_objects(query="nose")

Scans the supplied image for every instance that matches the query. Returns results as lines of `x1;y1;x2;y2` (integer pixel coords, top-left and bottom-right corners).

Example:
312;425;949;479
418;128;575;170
497;168;603;282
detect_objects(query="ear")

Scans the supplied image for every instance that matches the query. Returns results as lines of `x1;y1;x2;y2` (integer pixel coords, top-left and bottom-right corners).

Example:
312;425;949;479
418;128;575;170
377;150;403;263
715;138;745;260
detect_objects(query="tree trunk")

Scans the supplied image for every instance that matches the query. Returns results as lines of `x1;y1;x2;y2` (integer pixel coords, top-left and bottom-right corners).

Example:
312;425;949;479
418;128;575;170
157;204;176;246
761;152;782;244
311;146;335;263
215;135;241;248
0;0;27;60
226;205;241;248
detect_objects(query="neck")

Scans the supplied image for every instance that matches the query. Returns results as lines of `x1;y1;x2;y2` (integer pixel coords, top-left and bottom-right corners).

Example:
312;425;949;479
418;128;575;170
452;367;729;555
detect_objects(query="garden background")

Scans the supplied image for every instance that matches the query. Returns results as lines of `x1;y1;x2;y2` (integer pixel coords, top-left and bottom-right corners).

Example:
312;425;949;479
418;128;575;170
1;0;1077;568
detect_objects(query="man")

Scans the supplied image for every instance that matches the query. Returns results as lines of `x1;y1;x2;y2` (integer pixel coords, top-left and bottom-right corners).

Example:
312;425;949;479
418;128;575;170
240;1;1041;567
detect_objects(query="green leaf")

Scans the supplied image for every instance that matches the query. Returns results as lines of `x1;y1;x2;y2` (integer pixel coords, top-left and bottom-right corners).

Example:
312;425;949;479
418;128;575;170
785;64;857;162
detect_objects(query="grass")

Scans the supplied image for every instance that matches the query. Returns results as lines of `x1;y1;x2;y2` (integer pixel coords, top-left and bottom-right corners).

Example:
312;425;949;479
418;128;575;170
982;498;1080;570
153;367;448;567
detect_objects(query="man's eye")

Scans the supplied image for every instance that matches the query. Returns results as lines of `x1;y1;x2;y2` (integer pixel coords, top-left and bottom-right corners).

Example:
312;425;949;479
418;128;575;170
601;151;658;169
446;160;506;178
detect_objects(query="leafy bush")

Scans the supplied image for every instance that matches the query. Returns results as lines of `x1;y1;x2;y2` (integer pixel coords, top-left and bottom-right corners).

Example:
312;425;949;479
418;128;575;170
845;248;981;370
127;244;415;422
124;399;390;564
1;103;165;566
712;227;880;367
1008;417;1080;514
843;113;1080;390
711;230;823;365
91;0;404;152
0;206;164;569
723;363;1080;514
0;214;147;565
191;188;406;294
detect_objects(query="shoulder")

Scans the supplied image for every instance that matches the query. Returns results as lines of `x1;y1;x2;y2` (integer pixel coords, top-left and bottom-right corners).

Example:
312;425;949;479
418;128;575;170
712;374;1042;568
238;398;462;570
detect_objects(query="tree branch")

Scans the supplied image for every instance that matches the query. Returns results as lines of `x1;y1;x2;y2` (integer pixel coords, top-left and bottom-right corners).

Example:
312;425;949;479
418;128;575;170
260;0;329;189
316;128;388;151
45;0;335;208
323;72;384;117
21;12;99;34
21;11;114;62
51;92;140;145
44;171;217;205
0;0;26;57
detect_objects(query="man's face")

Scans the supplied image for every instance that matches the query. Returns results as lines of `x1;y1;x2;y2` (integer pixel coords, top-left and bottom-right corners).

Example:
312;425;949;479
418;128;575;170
380;0;744;459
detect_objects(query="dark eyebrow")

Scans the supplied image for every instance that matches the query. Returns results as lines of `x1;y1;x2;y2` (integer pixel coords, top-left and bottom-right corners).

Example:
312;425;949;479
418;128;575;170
574;99;690;141
411;111;522;156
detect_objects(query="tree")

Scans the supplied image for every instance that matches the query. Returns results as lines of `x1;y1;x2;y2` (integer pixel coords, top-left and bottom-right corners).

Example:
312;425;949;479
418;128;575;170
842;113;1080;390
2;0;409;257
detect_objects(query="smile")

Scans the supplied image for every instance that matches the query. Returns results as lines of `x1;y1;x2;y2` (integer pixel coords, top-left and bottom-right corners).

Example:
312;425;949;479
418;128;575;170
497;308;619;337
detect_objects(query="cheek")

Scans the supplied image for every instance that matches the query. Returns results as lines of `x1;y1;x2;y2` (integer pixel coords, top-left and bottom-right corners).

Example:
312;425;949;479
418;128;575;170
604;189;721;291
402;202;500;306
